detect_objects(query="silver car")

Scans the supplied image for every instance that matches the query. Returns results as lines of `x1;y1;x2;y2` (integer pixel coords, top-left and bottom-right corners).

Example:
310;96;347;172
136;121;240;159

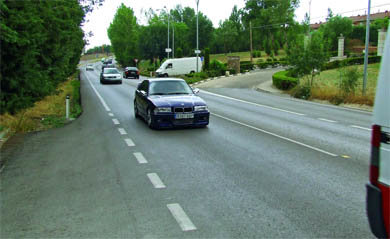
100;68;122;84
86;64;94;71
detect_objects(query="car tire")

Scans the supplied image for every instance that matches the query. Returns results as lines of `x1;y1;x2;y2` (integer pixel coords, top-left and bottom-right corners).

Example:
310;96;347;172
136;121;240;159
119;80;122;84
190;71;195;74
146;108;156;129
164;73;168;77
100;80;104;84
134;101;140;119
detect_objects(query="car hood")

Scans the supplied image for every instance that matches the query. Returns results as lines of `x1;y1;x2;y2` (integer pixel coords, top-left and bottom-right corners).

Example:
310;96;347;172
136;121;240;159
149;95;206;108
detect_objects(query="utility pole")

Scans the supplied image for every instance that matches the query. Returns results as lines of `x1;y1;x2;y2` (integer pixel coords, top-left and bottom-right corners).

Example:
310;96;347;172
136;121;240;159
196;0;200;73
167;9;170;59
173;25;175;58
363;0;371;95
250;21;253;63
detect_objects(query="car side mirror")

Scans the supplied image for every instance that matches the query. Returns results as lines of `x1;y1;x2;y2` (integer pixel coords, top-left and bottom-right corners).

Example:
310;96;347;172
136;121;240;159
192;88;200;94
140;90;147;96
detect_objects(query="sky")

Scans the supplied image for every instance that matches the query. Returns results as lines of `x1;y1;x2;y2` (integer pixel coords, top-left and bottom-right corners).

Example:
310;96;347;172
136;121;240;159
82;0;390;50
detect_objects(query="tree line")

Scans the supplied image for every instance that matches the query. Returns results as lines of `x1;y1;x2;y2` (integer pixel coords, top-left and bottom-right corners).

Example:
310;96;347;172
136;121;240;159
108;0;388;67
0;0;100;114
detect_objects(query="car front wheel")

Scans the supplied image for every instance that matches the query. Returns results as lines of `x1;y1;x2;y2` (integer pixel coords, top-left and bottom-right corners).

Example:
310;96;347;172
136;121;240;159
146;108;156;129
134;101;139;118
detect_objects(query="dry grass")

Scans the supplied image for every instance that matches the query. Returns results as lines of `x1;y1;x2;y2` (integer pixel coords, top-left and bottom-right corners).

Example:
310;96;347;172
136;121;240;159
80;53;113;62
0;77;77;135
299;63;380;106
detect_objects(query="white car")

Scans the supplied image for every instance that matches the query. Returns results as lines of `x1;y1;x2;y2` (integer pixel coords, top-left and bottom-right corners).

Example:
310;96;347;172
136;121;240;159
86;64;94;71
366;30;390;238
100;68;122;84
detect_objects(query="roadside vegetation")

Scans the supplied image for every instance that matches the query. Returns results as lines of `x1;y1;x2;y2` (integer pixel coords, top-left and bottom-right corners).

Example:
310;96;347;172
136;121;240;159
0;72;82;135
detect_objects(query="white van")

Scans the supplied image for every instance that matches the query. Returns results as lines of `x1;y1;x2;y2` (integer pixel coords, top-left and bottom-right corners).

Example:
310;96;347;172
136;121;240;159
366;30;390;238
156;57;202;77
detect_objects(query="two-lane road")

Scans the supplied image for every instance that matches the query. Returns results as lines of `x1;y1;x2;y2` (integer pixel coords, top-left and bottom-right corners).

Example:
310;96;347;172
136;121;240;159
1;63;373;238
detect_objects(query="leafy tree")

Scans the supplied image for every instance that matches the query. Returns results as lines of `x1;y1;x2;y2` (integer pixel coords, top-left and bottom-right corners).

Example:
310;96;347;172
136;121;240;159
1;0;86;114
288;31;328;86
319;15;353;52
176;47;183;58
204;48;210;70
107;4;139;66
242;0;299;54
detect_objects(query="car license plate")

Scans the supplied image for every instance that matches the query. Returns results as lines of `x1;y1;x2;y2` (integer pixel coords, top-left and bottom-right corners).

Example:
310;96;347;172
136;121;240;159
175;113;194;119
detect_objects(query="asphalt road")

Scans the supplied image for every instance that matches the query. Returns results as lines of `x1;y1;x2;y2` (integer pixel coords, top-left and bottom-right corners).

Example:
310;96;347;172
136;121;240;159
0;62;374;238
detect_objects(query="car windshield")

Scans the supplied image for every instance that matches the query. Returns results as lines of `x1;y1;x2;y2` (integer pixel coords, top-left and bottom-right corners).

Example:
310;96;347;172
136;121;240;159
127;67;138;70
104;69;119;74
149;81;193;95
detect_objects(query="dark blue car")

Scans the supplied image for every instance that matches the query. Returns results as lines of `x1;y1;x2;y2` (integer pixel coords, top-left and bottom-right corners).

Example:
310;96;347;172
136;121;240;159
134;78;210;129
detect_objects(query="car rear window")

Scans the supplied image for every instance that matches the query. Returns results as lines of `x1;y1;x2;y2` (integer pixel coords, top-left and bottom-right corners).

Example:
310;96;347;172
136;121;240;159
104;68;119;74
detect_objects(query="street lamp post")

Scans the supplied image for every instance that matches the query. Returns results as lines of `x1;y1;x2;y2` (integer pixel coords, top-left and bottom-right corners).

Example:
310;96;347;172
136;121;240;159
363;0;371;95
167;6;170;59
196;0;199;72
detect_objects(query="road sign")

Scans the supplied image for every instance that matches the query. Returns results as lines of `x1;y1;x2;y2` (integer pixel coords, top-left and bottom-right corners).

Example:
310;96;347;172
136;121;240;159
194;50;201;54
165;48;172;53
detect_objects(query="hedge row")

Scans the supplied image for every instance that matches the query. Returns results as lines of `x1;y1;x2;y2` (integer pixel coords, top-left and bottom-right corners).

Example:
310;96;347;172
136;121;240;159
324;55;381;70
272;70;299;90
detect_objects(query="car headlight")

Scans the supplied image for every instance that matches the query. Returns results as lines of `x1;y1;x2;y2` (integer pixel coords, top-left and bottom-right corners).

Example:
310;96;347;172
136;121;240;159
154;107;172;113
194;105;208;112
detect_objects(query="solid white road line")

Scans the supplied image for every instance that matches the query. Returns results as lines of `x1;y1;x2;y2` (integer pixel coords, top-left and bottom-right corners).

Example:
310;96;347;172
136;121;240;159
212;113;338;157
351;125;372;131
118;128;127;135
112;119;120;125
108;113;114;117
124;138;135;147
147;173;166;189
85;74;111;112
133;152;148;164
167;204;197;231
201;90;305;116
318;118;337;123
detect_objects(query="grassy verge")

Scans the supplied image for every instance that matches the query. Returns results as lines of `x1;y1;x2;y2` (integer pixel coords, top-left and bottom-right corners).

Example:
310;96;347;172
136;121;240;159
292;63;379;106
210;50;287;63
80;53;113;62
0;71;82;136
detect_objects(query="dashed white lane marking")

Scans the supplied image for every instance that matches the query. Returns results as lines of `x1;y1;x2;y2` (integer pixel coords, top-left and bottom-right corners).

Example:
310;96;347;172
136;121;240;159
167;204;197;231
85;74;111;112
134;152;148;164
212;112;338;157
124;138;135;147
112;119;120;125
351;125;371;131
201;90;305;116
147;173;166;189
108;113;114;117
118;128;127;135
318;118;337;123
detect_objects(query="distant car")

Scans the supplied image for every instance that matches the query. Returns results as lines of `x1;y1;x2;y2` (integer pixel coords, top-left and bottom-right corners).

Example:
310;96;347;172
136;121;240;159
124;67;139;79
100;68;122;84
366;30;390;239
102;63;115;71
104;58;113;64
86;64;94;71
133;78;209;129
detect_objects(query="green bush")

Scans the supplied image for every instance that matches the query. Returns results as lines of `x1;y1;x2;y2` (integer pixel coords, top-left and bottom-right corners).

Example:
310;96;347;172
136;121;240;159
240;61;254;71
252;50;261;58
339;66;360;95
291;84;311;99
228;69;237;75
272;70;299;90
324;55;382;70
209;59;226;76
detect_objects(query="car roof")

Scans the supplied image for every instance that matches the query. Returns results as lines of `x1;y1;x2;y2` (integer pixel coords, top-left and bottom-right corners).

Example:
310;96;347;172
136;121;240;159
126;67;138;69
147;78;185;83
